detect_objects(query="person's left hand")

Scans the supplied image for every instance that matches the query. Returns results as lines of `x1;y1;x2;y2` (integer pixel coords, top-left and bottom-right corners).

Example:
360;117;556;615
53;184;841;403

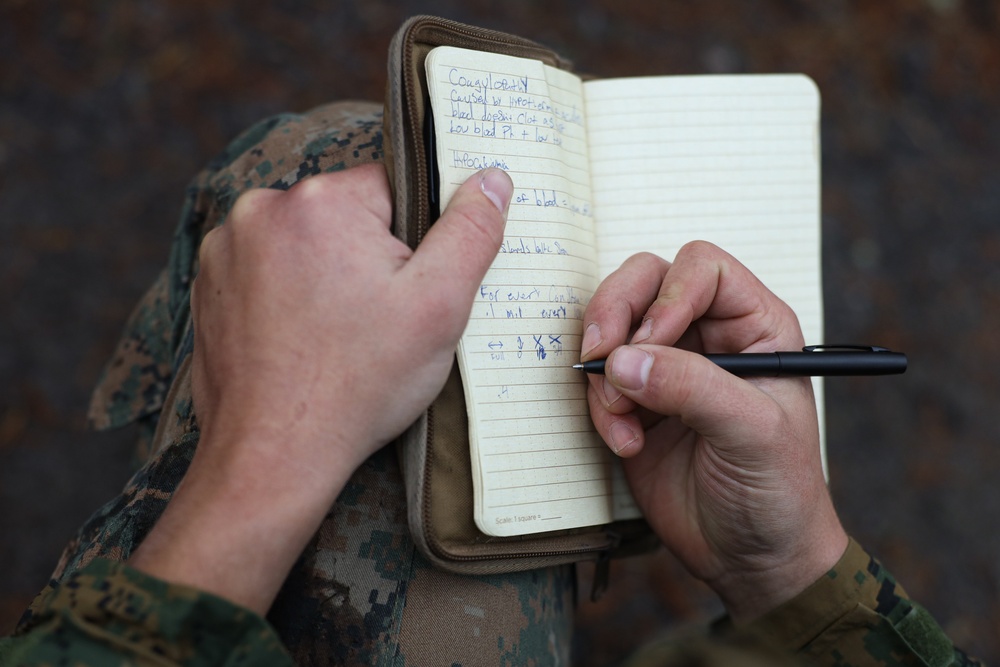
189;164;512;486
130;165;513;613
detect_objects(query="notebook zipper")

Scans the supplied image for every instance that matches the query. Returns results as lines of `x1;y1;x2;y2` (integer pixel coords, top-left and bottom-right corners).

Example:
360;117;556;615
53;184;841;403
395;16;620;600
398;15;571;245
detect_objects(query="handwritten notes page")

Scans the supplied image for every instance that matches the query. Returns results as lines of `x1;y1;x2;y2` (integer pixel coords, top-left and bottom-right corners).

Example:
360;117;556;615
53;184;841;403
425;48;826;537
425;47;640;537
583;75;826;443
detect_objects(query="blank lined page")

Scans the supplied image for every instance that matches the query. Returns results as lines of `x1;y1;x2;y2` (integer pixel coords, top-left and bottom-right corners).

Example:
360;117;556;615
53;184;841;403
584;74;826;442
425;47;639;536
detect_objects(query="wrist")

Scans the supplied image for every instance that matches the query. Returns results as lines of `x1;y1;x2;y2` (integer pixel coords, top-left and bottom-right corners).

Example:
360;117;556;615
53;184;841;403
129;430;355;614
713;519;849;625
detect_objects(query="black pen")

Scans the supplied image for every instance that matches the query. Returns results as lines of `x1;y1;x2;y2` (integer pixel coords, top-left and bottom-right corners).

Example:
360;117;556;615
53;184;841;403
572;345;907;377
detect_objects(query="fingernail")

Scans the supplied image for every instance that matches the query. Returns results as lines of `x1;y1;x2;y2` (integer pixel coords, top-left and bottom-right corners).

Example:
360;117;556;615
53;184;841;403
609;421;639;455
581;323;601;357
610;346;653;391
631;317;652;343
480;168;513;214
602;376;622;407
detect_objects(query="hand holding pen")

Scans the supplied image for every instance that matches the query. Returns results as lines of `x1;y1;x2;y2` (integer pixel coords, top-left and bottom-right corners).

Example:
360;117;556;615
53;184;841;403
580;242;853;623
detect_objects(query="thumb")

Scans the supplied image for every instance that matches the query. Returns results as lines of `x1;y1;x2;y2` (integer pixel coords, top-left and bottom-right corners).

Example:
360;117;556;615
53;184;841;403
405;168;512;288
606;344;774;441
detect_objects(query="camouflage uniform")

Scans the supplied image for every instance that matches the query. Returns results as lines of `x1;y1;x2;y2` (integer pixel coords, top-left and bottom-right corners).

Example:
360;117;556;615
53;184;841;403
3;101;575;666
0;102;981;667
622;539;983;667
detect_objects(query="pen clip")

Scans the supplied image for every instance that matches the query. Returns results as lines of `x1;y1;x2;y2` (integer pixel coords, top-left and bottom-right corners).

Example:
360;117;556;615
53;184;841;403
802;344;893;353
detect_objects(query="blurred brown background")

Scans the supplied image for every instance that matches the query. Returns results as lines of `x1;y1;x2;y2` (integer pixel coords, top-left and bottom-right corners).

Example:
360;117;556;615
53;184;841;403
2;0;999;663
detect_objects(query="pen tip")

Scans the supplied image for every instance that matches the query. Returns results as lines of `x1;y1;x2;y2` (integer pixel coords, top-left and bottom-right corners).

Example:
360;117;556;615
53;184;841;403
572;363;584;370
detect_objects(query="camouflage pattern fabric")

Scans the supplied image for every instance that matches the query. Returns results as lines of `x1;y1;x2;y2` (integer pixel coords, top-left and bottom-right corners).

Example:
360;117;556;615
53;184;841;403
621;538;983;667
1;558;293;667
779;538;982;667
10;101;576;666
1;101;981;667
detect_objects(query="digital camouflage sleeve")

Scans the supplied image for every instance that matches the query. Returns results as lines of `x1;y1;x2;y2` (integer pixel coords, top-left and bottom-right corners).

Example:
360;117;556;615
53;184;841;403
0;558;293;667
0;101;982;667
3;101;577;667
1;540;980;666
622;538;983;667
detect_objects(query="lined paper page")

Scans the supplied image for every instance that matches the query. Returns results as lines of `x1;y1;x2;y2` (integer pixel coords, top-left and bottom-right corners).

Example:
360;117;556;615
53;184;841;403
583;74;826;443
425;47;639;537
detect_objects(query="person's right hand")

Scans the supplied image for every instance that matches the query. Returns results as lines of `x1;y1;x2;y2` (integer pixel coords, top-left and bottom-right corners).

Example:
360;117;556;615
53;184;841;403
581;242;847;623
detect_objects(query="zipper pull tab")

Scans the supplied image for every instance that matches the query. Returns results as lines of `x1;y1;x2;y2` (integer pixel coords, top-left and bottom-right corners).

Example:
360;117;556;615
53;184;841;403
589;550;612;602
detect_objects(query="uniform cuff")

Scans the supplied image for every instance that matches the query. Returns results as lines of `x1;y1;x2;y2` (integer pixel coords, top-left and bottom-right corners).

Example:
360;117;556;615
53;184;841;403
741;537;963;667
741;537;874;649
15;557;293;667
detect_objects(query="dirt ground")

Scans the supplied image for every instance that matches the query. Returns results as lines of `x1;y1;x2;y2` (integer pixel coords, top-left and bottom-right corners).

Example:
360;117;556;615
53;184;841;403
2;1;999;663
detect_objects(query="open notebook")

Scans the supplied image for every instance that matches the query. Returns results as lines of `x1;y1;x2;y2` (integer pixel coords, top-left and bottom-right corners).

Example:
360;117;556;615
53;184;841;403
425;46;823;537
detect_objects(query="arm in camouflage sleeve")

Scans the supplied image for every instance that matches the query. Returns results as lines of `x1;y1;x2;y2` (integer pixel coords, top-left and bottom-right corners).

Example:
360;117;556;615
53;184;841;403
1;165;517;663
0;558;294;667
742;537;983;667
619;539;983;667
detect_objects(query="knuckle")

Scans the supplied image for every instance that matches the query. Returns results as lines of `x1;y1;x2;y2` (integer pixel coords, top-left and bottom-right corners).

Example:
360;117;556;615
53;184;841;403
229;186;282;224
677;239;718;259
196;226;223;269
287;173;331;203
280;177;336;224
625;251;667;270
292;166;390;216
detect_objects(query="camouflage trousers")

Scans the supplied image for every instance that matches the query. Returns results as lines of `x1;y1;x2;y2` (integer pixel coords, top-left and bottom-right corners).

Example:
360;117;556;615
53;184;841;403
50;101;576;666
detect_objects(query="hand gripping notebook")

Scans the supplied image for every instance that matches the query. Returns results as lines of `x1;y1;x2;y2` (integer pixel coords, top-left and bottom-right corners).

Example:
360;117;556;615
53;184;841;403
383;16;824;584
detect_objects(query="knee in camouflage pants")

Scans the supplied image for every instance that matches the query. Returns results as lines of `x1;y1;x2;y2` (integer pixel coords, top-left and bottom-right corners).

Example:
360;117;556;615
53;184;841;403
56;101;576;667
